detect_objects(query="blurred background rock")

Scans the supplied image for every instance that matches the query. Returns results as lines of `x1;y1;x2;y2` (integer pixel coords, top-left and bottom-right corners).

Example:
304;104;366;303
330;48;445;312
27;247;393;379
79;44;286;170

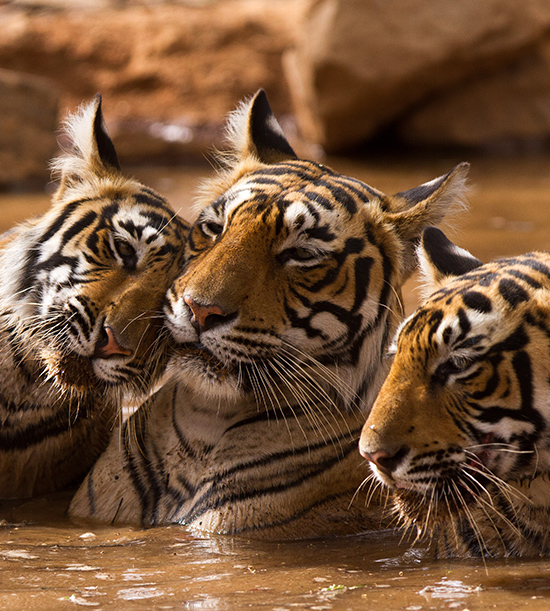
3;0;550;188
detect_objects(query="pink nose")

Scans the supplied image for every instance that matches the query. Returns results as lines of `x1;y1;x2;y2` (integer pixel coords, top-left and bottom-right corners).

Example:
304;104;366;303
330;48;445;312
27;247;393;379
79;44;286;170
360;446;410;478
184;296;236;333
94;327;132;358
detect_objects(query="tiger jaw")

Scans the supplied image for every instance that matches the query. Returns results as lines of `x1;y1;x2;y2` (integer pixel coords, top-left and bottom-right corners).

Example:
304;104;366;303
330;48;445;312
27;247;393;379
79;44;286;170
369;436;521;497
34;305;169;393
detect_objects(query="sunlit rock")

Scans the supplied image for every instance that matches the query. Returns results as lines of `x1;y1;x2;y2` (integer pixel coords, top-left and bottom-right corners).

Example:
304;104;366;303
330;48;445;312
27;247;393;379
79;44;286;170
397;38;550;151
285;0;550;152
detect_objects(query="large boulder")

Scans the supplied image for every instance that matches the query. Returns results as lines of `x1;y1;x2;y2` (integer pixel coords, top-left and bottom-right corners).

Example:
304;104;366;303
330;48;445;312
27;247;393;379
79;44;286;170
0;69;59;188
397;38;550;150
0;1;300;143
285;0;550;152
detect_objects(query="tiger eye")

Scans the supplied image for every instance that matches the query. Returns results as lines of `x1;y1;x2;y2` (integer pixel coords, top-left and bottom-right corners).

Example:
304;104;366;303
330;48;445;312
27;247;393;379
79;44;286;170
292;247;316;261
116;240;135;258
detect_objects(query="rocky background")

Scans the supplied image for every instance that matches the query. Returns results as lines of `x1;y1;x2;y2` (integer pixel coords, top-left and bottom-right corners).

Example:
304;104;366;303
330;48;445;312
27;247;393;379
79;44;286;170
3;0;550;187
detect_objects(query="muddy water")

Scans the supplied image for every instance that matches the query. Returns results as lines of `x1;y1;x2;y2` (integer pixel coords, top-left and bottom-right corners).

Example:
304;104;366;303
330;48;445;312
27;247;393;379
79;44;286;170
2;155;550;610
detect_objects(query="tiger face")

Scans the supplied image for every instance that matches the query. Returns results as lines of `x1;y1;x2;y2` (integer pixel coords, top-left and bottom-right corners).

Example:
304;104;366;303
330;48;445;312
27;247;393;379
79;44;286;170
165;90;469;406
7;95;187;397
359;227;550;556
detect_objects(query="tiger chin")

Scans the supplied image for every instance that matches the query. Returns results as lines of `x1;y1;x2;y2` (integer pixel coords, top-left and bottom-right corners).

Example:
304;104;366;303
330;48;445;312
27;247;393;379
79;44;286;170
0;95;188;499
360;226;550;557
70;90;468;539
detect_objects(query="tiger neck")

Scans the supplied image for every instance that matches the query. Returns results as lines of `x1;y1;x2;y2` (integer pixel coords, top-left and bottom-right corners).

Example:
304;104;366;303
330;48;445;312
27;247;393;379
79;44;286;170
0;310;114;498
510;473;550;508
177;371;367;448
340;311;395;414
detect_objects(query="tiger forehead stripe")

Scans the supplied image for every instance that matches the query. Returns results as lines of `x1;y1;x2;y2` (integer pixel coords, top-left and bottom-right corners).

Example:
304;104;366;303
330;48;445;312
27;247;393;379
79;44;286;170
224;187;255;216
283;200;337;235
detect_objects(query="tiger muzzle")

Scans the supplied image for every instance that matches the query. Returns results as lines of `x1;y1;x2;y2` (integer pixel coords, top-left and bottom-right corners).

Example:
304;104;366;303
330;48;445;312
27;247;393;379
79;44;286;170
93;326;132;359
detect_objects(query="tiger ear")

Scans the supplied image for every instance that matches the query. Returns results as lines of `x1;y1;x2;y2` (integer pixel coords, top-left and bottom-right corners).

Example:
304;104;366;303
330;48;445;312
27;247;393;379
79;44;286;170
52;94;121;196
418;226;483;297
382;162;470;278
226;89;297;165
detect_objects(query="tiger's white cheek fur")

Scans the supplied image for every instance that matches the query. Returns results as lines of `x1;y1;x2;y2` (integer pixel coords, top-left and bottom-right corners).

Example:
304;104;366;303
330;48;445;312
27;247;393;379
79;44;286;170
93;359;124;383
164;297;198;345
38;267;73;315
285;311;347;349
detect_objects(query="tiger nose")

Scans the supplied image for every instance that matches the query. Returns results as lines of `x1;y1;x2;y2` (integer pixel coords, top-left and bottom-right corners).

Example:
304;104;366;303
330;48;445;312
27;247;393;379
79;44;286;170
184;296;237;334
360;445;410;478
94;326;132;359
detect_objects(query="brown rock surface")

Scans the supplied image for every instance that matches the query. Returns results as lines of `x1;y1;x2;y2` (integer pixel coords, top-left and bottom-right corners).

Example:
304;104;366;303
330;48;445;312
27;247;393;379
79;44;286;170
0;1;300;161
0;68;58;188
397;39;550;150
286;0;550;152
4;0;550;175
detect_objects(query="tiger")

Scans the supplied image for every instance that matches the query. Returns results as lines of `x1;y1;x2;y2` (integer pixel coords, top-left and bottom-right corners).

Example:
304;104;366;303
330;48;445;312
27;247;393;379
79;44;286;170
360;226;550;557
0;95;188;499
69;89;469;539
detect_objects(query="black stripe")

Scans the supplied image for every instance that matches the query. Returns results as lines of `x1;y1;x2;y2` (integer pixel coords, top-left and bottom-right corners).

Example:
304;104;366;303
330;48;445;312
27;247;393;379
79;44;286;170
498;278;529;306
60;210;98;246
0;406;80;449
184;436;359;525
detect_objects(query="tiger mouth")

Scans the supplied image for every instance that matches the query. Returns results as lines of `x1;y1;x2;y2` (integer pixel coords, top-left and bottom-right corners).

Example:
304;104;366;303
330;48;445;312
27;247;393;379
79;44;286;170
392;463;495;523
172;342;235;379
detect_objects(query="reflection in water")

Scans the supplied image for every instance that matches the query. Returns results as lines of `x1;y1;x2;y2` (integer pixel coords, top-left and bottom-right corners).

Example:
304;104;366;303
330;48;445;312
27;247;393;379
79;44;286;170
2;155;550;609
419;578;482;600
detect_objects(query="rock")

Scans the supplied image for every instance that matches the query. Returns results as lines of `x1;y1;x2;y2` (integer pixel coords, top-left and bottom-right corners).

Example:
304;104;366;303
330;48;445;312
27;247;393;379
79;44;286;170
0;1;300;164
397;39;550;150
0;68;59;188
285;0;550;152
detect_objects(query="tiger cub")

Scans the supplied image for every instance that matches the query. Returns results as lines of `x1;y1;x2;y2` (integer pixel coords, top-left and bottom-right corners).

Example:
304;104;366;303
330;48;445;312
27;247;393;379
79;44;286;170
360;227;550;557
70;90;468;539
0;95;188;498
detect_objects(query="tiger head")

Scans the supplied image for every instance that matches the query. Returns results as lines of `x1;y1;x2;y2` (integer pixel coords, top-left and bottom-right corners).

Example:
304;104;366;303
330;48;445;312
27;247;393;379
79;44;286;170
164;90;469;408
6;95;188;397
359;227;550;553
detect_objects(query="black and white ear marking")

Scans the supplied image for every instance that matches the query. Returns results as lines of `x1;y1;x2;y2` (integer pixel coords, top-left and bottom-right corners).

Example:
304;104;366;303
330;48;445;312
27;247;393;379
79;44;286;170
247;89;297;164
92;93;121;172
418;226;483;294
51;93;123;193
380;162;469;281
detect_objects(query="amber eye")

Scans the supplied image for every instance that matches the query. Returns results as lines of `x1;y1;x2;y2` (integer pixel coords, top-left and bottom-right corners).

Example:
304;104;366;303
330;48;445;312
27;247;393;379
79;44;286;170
115;239;137;269
292;247;317;261
278;247;320;264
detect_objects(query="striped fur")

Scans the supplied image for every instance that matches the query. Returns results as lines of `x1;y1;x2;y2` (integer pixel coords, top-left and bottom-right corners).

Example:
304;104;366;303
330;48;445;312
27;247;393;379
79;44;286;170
0;96;188;498
360;227;550;557
70;90;468;538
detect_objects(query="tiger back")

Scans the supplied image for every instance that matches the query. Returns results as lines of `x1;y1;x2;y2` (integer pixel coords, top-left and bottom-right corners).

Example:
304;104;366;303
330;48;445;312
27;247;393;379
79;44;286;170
70;90;468;539
360;227;550;557
0;95;188;498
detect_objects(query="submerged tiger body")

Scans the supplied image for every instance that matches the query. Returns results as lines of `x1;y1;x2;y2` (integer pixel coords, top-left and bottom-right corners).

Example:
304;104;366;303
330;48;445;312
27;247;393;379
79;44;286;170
0;96;188;498
70;90;468;538
360;227;550;557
